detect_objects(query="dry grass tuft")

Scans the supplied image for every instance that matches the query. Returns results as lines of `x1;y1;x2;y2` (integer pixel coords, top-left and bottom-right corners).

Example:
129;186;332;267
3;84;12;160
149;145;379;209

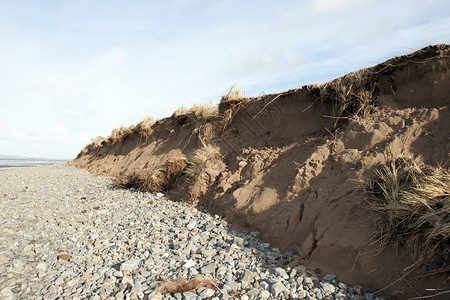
172;105;189;117
156;277;220;294
185;144;221;179
219;84;249;130
113;157;187;192
189;103;219;122
365;155;450;261
139;116;155;129
222;84;246;101
306;69;375;125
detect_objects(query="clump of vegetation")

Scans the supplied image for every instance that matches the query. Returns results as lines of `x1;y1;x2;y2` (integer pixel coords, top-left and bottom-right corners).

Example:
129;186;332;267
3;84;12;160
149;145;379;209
156;277;220;294
307;69;375;125
219;84;249;130
222;83;246;101
172;105;189;117
138;116;155;129
185;144;221;180
365;155;449;261
186;102;219;123
113;157;187;192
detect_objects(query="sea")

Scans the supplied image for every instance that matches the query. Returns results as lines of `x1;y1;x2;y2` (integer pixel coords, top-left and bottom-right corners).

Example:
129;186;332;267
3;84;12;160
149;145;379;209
0;157;68;170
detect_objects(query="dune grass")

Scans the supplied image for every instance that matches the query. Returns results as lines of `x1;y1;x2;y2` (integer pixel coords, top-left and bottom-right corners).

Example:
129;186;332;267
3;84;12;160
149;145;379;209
190;102;219;123
365;155;449;261
113;157;186;192
184;144;221;180
307;69;375;125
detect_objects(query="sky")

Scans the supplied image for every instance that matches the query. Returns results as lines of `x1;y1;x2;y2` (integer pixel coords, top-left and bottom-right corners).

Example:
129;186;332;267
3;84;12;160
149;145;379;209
1;0;449;159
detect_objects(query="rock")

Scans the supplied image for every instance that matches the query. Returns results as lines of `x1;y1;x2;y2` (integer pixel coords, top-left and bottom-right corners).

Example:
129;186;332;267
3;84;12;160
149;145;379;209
241;270;254;282
260;290;271;298
183;291;198;300
247;288;260;297
184;259;196;268
275;267;289;279
201;263;216;275
186;221;196;230
57;254;71;261
120;258;141;272
271;282;288;297
354;285;364;295
304;277;315;289
200;288;214;298
298;290;307;298
365;293;374;300
156;192;164;198
322;274;336;282
147;292;162;300
322;282;336;294
36;262;47;271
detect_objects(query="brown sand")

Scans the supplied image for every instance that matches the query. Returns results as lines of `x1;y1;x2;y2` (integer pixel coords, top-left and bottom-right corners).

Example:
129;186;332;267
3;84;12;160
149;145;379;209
70;44;450;298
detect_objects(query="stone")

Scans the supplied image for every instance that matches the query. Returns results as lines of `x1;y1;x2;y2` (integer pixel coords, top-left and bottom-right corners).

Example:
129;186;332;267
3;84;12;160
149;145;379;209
298;290;307;298
201;263;216;275
36;262;47;271
120;258;141;272
184;259;196;268
241;270;254;282
260;290;271;298
186;221;196;230
275;267;289;279
57;254;71;261
147;292;162;300
304;277;315;289
271;282;288;297
365;293;374;300
322;274;336;282
322;282;336;294
200;288;215;298
156;192;164;198
354;285;364;295
183;291;198;300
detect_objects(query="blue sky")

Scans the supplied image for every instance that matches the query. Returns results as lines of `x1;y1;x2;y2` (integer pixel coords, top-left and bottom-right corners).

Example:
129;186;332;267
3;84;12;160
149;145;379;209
1;0;449;159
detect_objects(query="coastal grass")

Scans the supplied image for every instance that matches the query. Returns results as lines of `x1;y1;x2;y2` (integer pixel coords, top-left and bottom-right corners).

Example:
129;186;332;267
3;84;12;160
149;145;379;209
113;157;186;192
365;155;450;261
185;144;221;180
219;84;249;130
190;102;219;123
306;69;375;125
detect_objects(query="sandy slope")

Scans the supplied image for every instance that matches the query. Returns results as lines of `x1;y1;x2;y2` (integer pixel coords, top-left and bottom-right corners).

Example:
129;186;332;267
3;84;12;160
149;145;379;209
70;44;450;298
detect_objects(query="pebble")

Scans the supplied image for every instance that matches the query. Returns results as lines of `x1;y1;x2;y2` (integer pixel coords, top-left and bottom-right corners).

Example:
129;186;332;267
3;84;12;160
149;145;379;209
0;165;382;300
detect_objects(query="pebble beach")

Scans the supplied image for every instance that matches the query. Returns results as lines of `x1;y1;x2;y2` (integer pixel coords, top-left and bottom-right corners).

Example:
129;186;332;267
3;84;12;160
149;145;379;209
0;165;379;300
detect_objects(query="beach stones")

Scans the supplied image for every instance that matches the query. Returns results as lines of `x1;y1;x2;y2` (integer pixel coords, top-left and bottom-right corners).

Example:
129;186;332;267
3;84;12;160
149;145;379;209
0;165;382;300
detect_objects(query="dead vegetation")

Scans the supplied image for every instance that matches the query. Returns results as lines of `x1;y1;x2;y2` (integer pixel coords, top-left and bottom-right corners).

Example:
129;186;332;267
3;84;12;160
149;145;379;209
365;155;450;262
191;102;219;123
306;69;376;126
155;277;221;294
185;144;221;180
113;157;187;192
218;84;249;130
